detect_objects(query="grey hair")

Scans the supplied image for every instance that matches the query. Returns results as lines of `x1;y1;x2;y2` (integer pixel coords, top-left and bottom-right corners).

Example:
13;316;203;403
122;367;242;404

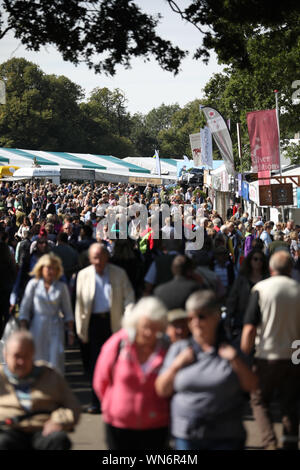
4;330;35;353
122;297;168;330
186;290;220;314
269;250;293;276
213;218;221;226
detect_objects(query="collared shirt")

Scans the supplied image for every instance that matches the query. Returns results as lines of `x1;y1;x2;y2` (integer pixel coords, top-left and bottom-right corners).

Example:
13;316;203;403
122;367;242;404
214;261;230;290
260;230;272;248
159;338;246;440
92;266;111;313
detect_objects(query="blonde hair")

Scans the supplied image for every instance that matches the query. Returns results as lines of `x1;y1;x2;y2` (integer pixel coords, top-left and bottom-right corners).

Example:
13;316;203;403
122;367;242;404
290;231;298;241
30;253;64;280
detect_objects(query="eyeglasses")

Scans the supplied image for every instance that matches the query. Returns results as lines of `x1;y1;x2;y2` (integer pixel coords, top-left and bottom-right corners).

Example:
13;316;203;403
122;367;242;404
252;257;263;262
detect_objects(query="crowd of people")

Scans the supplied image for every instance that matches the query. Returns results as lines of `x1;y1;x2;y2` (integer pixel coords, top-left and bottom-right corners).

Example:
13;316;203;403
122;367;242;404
0;178;299;451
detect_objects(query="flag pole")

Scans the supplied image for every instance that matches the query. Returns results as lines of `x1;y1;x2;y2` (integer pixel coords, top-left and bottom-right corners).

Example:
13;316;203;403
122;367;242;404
237;123;244;211
274;90;285;222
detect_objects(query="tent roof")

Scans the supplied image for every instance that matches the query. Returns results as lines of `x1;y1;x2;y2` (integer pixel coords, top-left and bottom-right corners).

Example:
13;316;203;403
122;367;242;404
0;148;151;174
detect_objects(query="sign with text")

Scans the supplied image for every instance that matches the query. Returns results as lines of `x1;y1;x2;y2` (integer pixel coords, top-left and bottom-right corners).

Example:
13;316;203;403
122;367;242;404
259;184;293;206
189;133;202;167
259;185;273;206
247;109;280;172
201;106;235;175
272;184;293;206
129;176;162;186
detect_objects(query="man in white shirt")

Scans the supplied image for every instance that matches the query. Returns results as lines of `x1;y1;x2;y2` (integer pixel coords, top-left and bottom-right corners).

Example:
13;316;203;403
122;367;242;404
283;219;295;235
184;187;193;202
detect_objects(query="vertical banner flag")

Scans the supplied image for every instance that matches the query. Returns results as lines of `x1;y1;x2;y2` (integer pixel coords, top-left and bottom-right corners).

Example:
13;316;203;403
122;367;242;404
297;188;300;209
258;170;271;186
200;126;213;168
189;133;202;167
246;109;280;172
153;149;161;177
238;174;242;196
242;181;249;201
200;106;235;175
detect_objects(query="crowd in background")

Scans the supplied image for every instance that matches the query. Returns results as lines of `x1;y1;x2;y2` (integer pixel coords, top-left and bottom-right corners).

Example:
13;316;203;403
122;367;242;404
0;178;300;450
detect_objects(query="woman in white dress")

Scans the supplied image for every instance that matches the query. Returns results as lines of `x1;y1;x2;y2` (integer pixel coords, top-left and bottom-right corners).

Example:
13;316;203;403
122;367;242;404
19;253;74;374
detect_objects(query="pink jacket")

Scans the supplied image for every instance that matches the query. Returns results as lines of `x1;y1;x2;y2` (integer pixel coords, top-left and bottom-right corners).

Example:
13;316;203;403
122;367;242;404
93;329;170;430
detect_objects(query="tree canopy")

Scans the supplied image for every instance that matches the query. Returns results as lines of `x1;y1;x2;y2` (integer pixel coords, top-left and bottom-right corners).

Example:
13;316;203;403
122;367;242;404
1;0;299;74
0;56;299;164
201;22;300;170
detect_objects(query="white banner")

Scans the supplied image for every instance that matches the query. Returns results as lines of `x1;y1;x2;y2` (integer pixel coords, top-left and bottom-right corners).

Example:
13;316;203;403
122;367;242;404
200;126;213;168
249;181;259;205
154;149;161;177
189;133;202;167
200;106;235;175
221;170;229;192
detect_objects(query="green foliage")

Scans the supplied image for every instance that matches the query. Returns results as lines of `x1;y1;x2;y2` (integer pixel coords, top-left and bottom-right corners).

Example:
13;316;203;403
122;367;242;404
202;23;300;171
0;58;85;150
158;99;204;157
0;0;185;75
1;1;299;75
0;58;137;156
129;104;181;157
282;142;300;165
0;40;299;165
193;188;206;199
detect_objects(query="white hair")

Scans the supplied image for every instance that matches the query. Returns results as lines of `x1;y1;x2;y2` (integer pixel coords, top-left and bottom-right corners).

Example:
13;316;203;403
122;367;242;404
122;297;168;330
199;217;208;226
4;330;35;353
185;290;219;314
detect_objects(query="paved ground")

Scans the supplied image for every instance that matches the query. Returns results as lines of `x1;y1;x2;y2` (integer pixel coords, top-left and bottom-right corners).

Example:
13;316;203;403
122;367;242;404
65;345;284;451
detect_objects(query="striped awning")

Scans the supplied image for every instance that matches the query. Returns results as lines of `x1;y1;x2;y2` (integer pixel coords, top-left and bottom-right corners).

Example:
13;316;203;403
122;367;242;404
0;148;150;174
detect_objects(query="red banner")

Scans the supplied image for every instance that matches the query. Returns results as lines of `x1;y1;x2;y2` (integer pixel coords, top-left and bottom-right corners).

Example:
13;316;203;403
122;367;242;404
247;109;280;172
258;170;270;186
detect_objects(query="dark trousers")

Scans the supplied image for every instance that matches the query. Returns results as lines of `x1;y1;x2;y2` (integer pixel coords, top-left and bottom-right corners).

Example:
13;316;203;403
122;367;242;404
0;289;11;338
105;423;169;451
175;437;245;450
250;358;300;449
0;429;71;450
80;314;112;409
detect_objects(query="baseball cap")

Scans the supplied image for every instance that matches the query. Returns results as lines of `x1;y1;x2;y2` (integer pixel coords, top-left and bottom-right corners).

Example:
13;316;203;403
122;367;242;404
168;309;188;323
255;221;264;227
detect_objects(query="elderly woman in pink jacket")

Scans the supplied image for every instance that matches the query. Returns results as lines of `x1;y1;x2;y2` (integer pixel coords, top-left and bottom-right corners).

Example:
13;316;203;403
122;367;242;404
93;297;170;450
